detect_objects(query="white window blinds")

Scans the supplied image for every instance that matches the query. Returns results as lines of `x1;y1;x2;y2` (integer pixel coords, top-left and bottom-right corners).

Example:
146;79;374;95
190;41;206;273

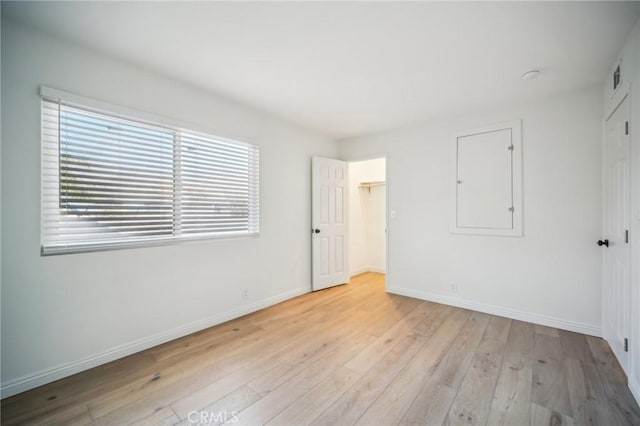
41;90;259;255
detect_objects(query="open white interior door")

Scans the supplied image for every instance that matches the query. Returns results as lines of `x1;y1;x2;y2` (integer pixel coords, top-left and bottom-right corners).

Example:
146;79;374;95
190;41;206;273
312;157;349;291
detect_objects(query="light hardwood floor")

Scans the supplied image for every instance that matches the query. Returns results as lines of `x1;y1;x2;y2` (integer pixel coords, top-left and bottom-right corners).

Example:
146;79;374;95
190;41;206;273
2;273;639;425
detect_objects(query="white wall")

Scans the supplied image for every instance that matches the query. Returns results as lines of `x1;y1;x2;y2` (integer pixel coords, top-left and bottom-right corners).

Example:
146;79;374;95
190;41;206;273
0;6;3;384
339;87;604;336
607;18;640;405
0;18;337;396
348;159;386;276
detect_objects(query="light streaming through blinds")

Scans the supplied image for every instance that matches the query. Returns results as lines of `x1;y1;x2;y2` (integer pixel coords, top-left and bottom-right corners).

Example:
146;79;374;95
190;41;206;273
41;97;259;255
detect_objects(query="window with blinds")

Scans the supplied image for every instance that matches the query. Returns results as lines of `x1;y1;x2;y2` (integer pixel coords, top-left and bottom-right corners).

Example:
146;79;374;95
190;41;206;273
41;90;259;255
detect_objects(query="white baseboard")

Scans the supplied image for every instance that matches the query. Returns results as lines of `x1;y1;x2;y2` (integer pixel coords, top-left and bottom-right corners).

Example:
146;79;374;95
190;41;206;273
0;287;309;398
350;267;386;277
350;267;370;277
388;285;601;337
630;376;640;407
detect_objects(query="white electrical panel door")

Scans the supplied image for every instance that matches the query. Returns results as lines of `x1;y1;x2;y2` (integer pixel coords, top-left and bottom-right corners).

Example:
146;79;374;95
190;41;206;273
451;120;522;236
457;129;513;229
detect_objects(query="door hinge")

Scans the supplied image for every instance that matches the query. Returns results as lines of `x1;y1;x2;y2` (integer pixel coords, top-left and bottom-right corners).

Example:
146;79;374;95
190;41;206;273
624;338;629;352
508;206;514;212
625;121;629;135
625;229;629;243
508;145;514;151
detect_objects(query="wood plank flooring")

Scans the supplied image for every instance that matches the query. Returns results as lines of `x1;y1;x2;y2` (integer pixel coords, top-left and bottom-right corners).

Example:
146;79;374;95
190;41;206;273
2;273;639;425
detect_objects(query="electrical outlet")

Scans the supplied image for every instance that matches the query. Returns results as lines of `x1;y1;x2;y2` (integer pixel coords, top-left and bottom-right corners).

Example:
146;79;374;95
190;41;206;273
241;289;249;300
451;283;458;294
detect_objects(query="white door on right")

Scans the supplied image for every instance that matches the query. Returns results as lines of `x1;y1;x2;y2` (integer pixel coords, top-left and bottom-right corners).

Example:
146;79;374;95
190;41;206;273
603;95;631;372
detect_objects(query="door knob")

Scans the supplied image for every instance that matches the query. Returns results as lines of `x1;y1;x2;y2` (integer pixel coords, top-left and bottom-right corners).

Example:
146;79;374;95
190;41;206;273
312;228;320;234
597;239;609;247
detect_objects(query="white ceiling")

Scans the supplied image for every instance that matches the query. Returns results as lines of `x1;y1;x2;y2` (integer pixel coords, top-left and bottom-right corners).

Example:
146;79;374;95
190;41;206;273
4;2;640;139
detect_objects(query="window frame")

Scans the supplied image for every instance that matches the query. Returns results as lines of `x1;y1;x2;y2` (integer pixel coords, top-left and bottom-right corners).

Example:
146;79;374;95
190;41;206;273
40;86;260;256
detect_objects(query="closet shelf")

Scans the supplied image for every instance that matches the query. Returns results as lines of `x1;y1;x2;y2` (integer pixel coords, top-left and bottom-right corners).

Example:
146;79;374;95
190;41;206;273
358;181;386;193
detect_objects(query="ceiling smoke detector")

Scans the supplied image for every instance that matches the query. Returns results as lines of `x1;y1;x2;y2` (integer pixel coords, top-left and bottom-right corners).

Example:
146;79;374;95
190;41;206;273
521;69;540;80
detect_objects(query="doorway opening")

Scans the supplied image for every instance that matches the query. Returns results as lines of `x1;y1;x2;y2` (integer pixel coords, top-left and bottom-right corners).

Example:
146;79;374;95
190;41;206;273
348;158;387;285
